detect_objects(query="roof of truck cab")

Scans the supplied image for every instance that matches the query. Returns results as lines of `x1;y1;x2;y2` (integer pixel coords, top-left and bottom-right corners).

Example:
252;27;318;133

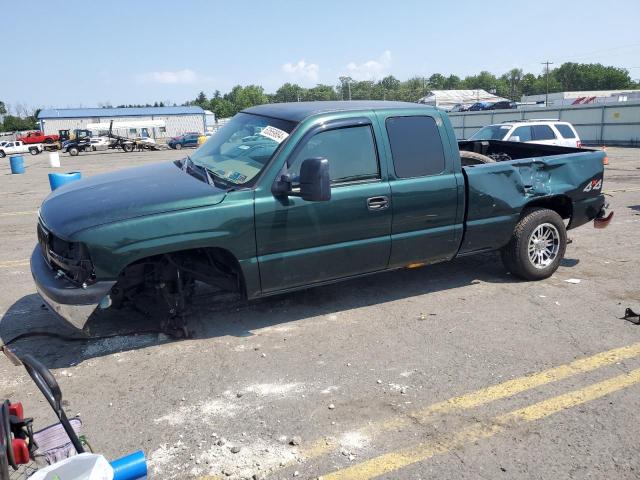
243;101;436;122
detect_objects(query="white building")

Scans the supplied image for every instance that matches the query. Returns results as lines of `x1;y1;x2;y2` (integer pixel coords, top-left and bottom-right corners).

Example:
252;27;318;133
37;106;206;139
521;89;640;107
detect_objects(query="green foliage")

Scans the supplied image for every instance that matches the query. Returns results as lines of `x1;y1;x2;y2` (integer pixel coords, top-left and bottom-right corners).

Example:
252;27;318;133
175;62;639;120
1;115;37;132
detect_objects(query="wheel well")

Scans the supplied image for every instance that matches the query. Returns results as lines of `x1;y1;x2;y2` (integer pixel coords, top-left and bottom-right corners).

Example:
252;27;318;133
523;195;572;221
119;247;246;298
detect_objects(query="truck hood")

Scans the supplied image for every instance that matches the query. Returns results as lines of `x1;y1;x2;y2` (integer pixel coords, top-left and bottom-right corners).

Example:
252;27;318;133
40;161;227;238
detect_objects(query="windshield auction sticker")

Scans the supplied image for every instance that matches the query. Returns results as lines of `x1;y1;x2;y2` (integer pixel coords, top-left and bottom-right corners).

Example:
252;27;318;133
258;125;289;143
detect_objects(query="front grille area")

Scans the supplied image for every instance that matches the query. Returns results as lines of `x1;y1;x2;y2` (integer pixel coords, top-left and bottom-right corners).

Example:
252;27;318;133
37;219;94;285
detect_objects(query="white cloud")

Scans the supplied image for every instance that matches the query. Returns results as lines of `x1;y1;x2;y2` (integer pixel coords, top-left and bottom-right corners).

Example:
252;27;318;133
345;50;392;81
281;60;320;83
134;69;198;84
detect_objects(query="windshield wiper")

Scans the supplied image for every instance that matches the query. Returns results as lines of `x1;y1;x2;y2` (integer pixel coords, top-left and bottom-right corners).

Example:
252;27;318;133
181;156;243;190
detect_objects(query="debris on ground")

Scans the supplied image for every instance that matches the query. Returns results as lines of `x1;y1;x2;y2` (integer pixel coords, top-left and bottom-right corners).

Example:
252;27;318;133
622;307;640;325
565;278;581;284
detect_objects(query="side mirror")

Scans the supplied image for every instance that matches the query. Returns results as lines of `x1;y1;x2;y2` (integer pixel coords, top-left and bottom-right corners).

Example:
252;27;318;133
508;135;521;142
299;157;331;202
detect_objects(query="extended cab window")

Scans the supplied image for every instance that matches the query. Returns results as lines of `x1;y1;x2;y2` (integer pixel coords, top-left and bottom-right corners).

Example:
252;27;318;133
532;125;556;140
512;126;532;142
554;124;576;138
289;125;379;184
386;116;445;177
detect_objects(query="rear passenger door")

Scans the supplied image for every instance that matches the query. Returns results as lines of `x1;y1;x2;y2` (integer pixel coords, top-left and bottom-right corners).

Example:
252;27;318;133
531;124;558;145
511;125;533;143
380;114;462;268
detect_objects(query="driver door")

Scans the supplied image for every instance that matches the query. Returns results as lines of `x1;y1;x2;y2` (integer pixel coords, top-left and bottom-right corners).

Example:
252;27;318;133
254;117;392;293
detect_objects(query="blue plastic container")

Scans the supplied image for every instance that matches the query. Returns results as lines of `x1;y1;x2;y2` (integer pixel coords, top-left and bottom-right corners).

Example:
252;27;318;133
9;155;25;174
48;171;81;191
111;451;147;480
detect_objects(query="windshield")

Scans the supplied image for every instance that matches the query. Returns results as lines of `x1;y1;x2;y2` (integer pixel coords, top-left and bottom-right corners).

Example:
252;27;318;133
189;113;297;186
469;125;511;141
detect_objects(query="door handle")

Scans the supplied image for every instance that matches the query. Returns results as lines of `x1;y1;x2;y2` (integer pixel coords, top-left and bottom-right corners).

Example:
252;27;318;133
367;196;389;211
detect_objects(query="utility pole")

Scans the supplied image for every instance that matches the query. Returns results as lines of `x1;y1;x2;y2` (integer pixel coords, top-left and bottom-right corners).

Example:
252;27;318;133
541;61;553;107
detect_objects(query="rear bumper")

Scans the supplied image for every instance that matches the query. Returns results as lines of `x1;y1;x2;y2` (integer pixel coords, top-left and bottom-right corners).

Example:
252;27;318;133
30;246;116;330
568;194;607;230
594;203;614;229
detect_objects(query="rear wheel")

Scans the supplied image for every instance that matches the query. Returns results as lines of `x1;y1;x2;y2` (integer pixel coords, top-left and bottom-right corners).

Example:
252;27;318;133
174;143;183;150
460;150;495;166
0;151;5;158
29;147;39;155
44;138;54;144
122;143;134;153
68;147;79;156
501;208;567;280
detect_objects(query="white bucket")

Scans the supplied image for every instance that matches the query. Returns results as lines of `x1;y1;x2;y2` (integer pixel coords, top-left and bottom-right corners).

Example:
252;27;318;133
49;152;60;168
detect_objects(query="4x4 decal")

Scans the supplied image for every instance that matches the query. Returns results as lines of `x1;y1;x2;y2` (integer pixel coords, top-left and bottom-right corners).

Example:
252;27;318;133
583;178;602;192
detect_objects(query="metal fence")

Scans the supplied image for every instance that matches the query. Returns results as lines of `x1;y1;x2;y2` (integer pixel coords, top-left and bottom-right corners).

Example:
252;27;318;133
448;101;640;146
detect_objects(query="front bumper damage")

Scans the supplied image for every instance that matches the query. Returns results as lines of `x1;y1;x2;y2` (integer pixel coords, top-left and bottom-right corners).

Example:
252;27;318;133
30;246;116;330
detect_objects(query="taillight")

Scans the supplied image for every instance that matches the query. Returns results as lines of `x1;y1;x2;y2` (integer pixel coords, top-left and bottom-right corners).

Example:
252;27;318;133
577;140;582;148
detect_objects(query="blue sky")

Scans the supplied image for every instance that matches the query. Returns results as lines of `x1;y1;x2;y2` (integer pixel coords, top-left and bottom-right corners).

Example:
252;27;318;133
3;0;639;110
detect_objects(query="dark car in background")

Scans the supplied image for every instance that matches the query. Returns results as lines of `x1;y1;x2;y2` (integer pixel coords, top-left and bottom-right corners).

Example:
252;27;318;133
467;102;493;111
487;101;518;110
167;132;200;149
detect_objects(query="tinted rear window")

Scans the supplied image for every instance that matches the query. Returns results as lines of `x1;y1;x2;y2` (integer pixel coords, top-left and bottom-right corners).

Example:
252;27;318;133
532;124;556;140
512;126;532;142
386;116;445;178
554;124;576;138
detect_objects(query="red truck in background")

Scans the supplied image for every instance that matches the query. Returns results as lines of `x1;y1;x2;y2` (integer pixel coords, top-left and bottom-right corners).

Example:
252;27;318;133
16;130;59;144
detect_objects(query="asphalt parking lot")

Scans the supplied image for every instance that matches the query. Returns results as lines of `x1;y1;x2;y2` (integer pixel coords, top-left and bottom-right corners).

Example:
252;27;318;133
1;146;639;479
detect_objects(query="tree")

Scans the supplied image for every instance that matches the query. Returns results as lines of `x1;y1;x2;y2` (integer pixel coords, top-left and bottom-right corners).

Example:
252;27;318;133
226;85;268;111
463;71;498;91
428;73;446;89
194;91;208;107
338;76;353;100
0;101;7;116
504;68;523;100
273;83;305;103
444;75;462;89
552;62;632;91
303;84;338;101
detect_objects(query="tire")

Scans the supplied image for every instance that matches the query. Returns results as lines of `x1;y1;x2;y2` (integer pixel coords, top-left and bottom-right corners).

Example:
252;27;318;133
122;143;134;153
44;138;54;144
0;151;5;158
460;150;495;166
29;147;38;155
174;143;183;150
501;208;567;281
68;147;79;156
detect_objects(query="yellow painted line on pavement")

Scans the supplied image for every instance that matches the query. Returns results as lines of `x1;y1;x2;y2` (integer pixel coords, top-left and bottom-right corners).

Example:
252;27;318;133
0;259;30;269
0;210;37;217
303;342;640;459
321;368;640;479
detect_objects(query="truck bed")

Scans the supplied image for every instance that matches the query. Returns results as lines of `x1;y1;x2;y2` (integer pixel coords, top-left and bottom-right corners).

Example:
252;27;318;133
456;140;606;256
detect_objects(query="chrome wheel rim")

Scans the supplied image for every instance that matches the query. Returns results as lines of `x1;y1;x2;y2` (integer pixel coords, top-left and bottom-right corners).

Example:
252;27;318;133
528;223;560;269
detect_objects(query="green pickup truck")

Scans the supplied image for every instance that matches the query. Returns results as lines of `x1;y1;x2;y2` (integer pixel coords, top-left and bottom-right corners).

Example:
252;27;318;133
31;101;612;333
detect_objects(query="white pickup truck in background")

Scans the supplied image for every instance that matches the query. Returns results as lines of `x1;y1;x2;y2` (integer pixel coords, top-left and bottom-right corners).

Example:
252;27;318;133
0;140;43;158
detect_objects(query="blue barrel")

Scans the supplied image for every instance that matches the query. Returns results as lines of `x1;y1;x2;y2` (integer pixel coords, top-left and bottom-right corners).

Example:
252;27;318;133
111;450;147;480
48;171;81;191
9;155;25;174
